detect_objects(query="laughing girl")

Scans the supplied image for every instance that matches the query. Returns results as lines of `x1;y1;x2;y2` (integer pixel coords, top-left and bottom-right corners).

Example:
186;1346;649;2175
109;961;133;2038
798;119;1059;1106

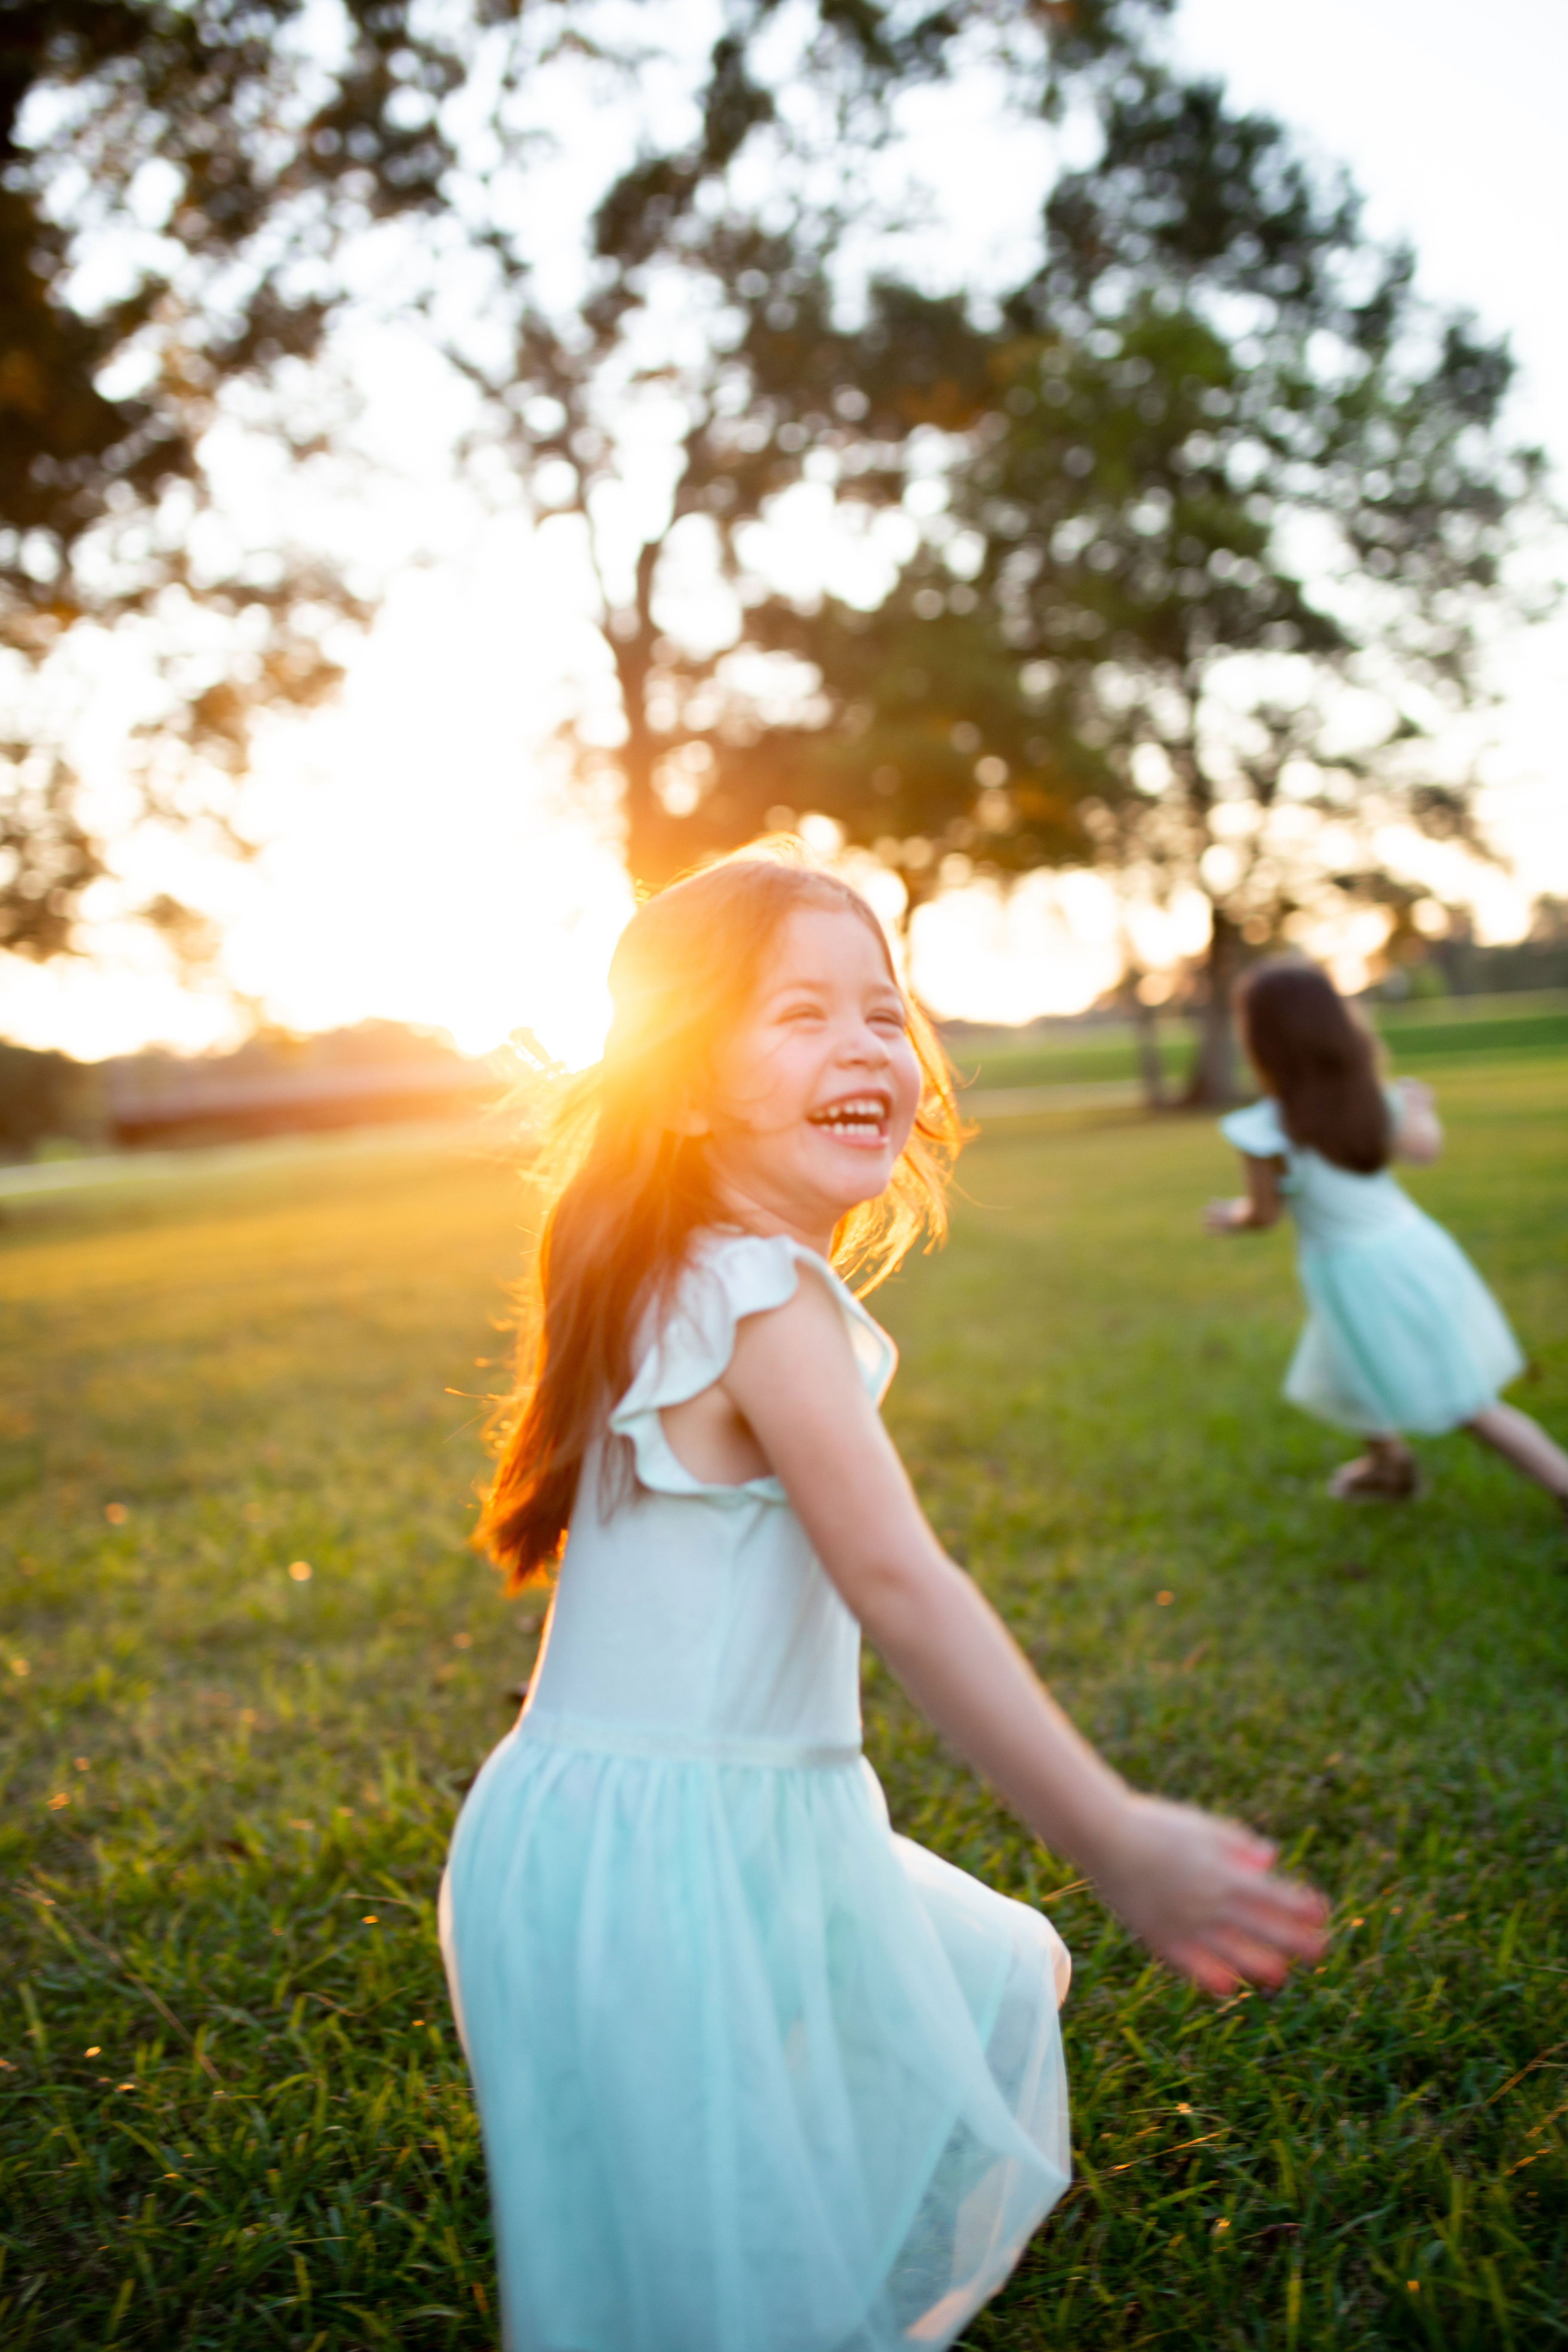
442;853;1324;2352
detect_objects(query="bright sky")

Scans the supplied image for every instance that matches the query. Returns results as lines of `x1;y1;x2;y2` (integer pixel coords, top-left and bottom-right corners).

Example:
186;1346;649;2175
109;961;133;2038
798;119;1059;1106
3;0;1564;1067
1174;0;1568;907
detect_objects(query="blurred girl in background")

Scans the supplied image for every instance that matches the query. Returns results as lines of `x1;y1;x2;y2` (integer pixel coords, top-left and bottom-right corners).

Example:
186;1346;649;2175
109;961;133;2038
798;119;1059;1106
1208;958;1568;1516
443;851;1325;2352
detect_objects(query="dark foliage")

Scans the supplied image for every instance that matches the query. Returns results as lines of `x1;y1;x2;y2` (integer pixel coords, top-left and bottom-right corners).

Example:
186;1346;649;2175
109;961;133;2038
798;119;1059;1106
2;0;1173;959
0;0;469;952
0;1036;99;1153
453;3;1171;887
667;62;1553;1102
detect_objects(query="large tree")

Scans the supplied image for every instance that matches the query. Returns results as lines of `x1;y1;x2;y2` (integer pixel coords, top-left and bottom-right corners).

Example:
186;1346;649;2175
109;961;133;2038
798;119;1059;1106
0;0;470;959
442;0;1169;890
695;66;1552;1098
3;0;1170;967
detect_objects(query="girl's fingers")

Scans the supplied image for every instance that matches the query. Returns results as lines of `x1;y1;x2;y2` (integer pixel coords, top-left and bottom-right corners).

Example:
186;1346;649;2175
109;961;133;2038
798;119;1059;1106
1156;1875;1329;1993
1218;1828;1278;1872
1210;1881;1327;1970
1162;1911;1308;1995
1102;1802;1329;1988
1200;1922;1296;1986
1266;1902;1330;1960
1211;1828;1329;1938
1232;1878;1330;1952
1161;1937;1240;1998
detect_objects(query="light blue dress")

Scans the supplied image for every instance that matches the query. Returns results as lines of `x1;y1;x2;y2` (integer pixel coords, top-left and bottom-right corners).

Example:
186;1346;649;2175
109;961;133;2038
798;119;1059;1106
440;1231;1072;2352
1221;1094;1524;1436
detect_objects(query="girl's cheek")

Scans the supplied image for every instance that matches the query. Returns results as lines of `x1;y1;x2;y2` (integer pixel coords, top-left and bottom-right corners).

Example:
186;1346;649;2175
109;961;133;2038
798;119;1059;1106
892;1044;923;1137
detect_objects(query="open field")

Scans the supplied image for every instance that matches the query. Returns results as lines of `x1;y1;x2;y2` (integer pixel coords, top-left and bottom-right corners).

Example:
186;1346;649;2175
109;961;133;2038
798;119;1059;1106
948;989;1568;1095
2;1053;1565;2348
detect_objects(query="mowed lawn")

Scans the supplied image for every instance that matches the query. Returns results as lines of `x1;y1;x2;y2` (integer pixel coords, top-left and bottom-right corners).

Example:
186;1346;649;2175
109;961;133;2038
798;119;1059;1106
2;1058;1565;2349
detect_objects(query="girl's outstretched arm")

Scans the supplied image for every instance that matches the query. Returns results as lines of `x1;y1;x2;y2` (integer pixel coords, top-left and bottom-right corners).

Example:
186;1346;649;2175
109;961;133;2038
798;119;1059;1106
1204;1152;1283;1232
722;1269;1328;1997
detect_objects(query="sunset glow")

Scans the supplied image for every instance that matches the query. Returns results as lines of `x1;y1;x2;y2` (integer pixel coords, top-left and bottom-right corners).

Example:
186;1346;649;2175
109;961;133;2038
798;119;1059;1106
2;0;1565;1077
3;527;1559;1073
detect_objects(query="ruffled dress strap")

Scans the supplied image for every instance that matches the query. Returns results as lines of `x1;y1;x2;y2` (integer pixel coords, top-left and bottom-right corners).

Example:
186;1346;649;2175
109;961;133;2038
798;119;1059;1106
1220;1094;1291;1160
609;1231;897;1504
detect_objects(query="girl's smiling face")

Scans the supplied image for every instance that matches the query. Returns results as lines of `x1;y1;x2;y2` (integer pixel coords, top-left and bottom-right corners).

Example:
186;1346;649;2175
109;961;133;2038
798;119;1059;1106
697;904;922;1248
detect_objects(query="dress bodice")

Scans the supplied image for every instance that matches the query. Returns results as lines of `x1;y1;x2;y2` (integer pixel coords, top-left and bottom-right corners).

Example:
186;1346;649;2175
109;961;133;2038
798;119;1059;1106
522;1231;897;1761
444;1229;1072;2352
1221;1092;1421;1253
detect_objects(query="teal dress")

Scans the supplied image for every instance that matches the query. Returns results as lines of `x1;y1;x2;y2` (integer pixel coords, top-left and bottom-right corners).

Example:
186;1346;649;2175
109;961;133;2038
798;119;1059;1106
441;1232;1072;2352
1221;1094;1524;1436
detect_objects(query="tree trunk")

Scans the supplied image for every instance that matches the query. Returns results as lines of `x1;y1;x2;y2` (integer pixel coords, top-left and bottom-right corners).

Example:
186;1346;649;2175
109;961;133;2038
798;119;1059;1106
1185;903;1246;1106
1133;997;1167;1109
612;654;691;894
619;693;667;891
609;542;688;893
1118;971;1167;1109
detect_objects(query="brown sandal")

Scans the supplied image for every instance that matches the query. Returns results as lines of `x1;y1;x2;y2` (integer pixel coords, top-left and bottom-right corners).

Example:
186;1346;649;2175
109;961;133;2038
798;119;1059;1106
1329;1453;1420;1501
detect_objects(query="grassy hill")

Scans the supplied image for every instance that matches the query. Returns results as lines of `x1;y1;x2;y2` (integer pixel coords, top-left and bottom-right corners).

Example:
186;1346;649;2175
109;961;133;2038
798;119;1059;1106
1;1058;1565;2347
947;989;1568;1096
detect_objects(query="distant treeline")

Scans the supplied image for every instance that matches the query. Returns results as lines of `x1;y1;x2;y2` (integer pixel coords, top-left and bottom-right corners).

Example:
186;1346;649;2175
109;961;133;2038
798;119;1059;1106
0;1042;99;1158
4;912;1566;1161
0;1022;493;1160
1381;902;1568;1001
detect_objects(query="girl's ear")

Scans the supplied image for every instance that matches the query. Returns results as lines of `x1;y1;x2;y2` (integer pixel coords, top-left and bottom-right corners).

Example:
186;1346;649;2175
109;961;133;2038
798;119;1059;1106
666;1102;711;1138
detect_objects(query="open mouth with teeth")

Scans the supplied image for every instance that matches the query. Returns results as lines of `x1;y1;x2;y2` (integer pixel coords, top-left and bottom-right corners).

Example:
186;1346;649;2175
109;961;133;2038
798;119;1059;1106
807;1092;891;1142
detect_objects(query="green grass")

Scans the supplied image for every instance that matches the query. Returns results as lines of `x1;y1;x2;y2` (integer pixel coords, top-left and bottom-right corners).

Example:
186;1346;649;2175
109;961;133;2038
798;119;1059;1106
949;1025;1174;1092
2;1060;1566;2347
948;988;1568;1094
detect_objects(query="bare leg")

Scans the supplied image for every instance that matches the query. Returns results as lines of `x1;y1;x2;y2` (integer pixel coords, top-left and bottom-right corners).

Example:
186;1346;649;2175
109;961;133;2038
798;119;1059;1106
1467;1403;1568;1504
1329;1435;1418;1500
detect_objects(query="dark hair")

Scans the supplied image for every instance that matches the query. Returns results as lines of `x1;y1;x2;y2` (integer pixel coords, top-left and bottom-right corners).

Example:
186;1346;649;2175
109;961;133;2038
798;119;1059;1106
475;848;965;1589
1234;959;1389;1174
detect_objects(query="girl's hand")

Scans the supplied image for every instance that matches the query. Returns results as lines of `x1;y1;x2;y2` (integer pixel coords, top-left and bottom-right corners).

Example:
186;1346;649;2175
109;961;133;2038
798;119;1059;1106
1391;1076;1442;1164
1206;1153;1283;1232
1089;1794;1329;1995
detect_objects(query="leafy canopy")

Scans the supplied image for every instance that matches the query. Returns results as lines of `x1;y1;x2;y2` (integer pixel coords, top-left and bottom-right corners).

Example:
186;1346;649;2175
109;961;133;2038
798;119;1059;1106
1;0;1170;962
676;63;1551;1094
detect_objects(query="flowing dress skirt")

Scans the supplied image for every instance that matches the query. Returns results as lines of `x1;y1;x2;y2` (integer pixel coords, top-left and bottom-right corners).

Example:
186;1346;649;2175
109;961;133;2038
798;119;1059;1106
441;1725;1072;2352
1288;1211;1524;1435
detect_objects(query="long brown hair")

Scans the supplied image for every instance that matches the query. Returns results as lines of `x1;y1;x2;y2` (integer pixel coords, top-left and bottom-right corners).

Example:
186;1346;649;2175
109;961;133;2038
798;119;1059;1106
1235;959;1389;1174
476;848;965;1588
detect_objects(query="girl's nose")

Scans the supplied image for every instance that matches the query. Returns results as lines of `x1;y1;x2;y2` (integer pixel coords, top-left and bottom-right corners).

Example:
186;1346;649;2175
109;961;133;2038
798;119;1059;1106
843;1021;891;1065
